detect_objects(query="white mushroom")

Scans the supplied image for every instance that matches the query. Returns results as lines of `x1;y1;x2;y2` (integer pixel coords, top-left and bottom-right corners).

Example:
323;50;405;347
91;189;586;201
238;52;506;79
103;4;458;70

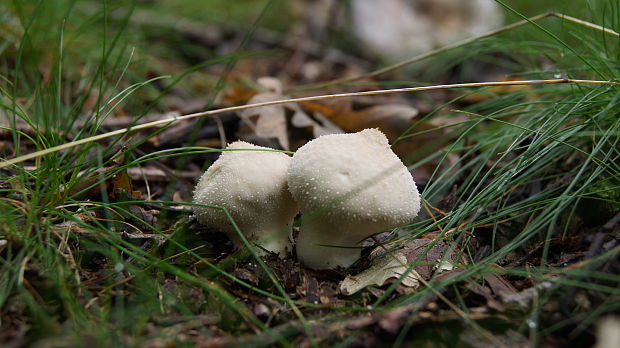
193;141;298;257
288;129;421;269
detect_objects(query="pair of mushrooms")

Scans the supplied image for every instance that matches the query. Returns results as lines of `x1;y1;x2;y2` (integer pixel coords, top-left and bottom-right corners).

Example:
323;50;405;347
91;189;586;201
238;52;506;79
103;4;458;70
193;129;421;270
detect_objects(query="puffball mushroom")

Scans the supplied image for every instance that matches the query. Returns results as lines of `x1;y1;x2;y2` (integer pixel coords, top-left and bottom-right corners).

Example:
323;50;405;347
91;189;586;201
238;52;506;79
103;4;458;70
288;129;421;269
193;141;298;257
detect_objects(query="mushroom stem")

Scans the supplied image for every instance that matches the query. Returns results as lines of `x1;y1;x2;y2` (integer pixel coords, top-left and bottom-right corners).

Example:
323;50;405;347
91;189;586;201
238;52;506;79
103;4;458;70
296;219;366;269
250;222;294;256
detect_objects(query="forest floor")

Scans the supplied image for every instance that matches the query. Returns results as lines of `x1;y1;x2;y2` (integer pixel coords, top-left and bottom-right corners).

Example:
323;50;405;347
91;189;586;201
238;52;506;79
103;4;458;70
1;1;619;347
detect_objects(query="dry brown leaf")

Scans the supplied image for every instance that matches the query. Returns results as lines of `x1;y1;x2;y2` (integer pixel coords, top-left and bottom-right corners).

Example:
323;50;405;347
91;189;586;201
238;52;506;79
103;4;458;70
498;280;556;308
399;235;454;279
110;169;140;199
300;100;419;134
363;233;465;285
483;273;518;297
223;85;258;106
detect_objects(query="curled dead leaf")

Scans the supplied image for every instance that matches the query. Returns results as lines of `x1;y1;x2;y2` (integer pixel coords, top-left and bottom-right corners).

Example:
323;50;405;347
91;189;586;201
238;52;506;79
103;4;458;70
240;78;289;150
291;109;342;138
299;100;418;134
340;252;421;296
239;77;342;149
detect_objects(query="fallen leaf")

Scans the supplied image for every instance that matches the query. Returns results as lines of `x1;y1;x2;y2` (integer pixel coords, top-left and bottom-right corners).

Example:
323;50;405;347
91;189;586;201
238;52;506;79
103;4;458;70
435;260;454;272
291;108;342;138
483;273;518;297
498;280;557;308
340;251;421;296
240;78;289;149
110;169;141;199
300;100;418;134
240;77;342;149
465;280;507;311
398;234;454;279
224;84;258;106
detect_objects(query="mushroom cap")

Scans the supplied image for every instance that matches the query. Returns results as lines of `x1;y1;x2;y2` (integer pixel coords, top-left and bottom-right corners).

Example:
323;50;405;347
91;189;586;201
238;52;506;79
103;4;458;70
289;128;420;227
193;141;298;256
288;128;421;268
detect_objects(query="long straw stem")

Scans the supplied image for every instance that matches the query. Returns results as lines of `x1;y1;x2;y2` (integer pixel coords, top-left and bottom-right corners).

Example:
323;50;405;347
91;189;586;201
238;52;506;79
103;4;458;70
2;79;618;169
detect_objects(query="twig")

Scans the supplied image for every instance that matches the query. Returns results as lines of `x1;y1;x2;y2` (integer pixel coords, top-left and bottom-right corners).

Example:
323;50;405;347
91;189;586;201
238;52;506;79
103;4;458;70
422;199;443;234
2;79;618;169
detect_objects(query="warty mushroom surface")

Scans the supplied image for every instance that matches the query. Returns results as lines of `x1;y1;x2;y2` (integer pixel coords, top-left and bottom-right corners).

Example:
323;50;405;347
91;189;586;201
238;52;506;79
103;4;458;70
287;128;421;269
193;141;298;257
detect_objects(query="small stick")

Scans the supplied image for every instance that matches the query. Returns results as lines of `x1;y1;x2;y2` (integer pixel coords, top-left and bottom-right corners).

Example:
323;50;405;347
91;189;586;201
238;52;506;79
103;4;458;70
422;199;443;234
